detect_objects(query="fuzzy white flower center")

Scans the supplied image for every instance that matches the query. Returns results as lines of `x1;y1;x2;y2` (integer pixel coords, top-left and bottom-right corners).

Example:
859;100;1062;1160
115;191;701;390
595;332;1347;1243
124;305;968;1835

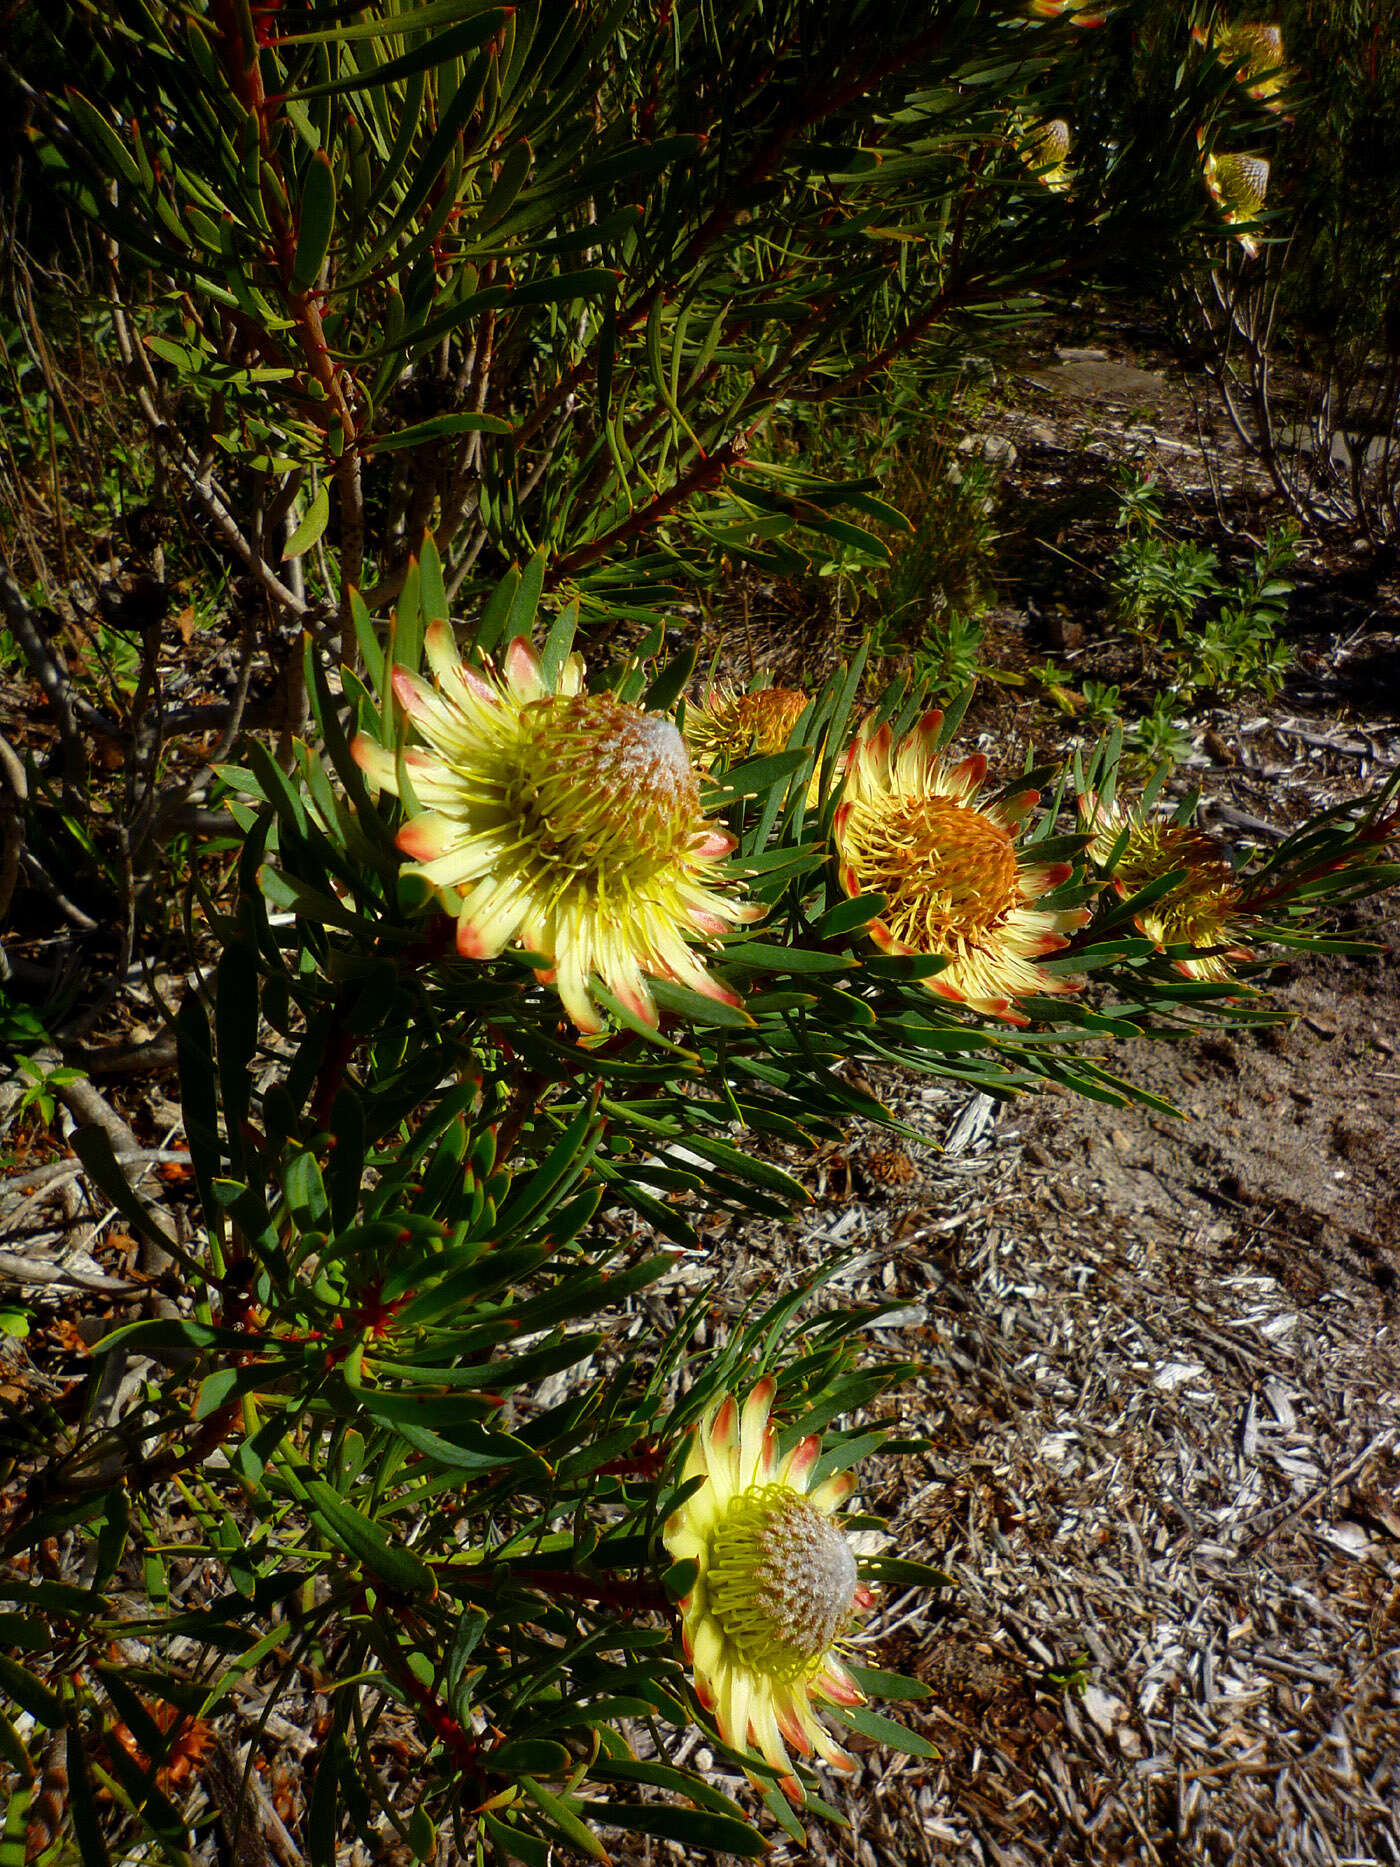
509;695;701;885
706;1486;859;1680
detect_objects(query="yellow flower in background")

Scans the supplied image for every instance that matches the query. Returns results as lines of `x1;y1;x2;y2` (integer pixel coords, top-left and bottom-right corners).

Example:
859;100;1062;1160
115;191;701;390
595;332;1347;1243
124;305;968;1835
352;627;760;1034
833;711;1090;1024
1193;20;1291;112
1083;795;1252;982
664;1379;872;1806
1019;117;1073;194
1028;0;1111;25
684;683;810;770
1200;142;1271;257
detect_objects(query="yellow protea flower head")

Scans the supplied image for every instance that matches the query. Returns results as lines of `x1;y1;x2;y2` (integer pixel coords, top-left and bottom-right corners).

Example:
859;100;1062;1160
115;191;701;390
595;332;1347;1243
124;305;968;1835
684;682;810;770
833;711;1090;1024
1084;795;1252;982
1193;20;1290;111
1018;117;1073;193
664;1378;873;1806
351;626;761;1034
1200;140;1271;257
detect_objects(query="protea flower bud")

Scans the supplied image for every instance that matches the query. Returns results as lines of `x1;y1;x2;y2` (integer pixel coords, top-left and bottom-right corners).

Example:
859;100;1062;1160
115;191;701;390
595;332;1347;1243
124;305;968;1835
1200;143;1271;257
1193;21;1291;111
684;682;810;769
1083;795;1252;981
1019;117;1073;193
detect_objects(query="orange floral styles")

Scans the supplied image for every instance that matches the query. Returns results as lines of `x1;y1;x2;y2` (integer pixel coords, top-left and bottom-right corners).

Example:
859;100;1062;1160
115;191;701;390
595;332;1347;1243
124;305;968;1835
1084;795;1252;982
834;712;1089;1023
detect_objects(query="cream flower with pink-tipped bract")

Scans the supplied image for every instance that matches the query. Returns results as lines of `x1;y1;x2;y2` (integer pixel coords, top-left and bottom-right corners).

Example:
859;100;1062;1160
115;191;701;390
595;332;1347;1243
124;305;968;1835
351;625;760;1035
1192;21;1291;112
833;711;1090;1024
1028;0;1112;24
1199;139;1271;258
664;1379;873;1806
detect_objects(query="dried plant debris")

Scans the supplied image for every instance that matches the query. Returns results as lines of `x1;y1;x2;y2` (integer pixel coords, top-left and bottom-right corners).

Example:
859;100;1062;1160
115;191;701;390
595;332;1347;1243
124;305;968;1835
645;1015;1400;1866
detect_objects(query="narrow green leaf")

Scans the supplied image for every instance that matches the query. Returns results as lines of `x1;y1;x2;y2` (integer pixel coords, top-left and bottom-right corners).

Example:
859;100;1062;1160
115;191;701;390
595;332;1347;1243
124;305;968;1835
596;297;617;424
507;549;548;640
474;563;519;657
305;1481;436;1594
482;1811;550;1867
537;599;579;690
326;1089;366;1232
517;1780;608;1861
834;1702;937;1758
65;90;141;187
844;1661;933;1702
648;979;754;1029
284;483;331;558
813;893;886;939
475;139;532;234
2;1782;35;1867
721;940;855;975
176;994;221;1234
307;1732;342;1867
492;1739;571;1778
67;1127;179;1262
396;1422;545;1476
0;1657;62;1727
366;411;513;451
290;150;335;292
591;1759;748;1821
216;941;261;1168
580;1802;767;1857
67;1722;111;1867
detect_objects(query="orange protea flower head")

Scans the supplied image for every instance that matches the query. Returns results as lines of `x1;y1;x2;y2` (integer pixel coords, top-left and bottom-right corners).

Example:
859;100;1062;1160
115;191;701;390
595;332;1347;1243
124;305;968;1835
664;1378;873;1806
1018;117;1073;193
1084;794;1252;982
833;711;1090;1024
684;682;810;769
1199;139;1271;257
1192;20;1290;110
352;627;761;1034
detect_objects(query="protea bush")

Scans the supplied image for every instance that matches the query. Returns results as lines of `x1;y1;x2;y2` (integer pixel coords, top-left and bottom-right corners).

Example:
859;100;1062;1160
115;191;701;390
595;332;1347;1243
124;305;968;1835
0;3;1393;1863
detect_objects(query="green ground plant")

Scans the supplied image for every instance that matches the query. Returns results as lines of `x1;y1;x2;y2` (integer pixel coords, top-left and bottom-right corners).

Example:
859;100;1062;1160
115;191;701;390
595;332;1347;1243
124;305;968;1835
1109;469;1297;699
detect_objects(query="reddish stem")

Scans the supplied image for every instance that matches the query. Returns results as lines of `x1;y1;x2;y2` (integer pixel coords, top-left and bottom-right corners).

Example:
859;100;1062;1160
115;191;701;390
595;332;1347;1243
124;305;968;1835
549;442;740;581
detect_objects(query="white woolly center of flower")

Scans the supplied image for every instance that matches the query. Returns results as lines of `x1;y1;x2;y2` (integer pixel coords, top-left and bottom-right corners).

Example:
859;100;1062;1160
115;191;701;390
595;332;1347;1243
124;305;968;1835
706;1486;859;1681
508;695;701;886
